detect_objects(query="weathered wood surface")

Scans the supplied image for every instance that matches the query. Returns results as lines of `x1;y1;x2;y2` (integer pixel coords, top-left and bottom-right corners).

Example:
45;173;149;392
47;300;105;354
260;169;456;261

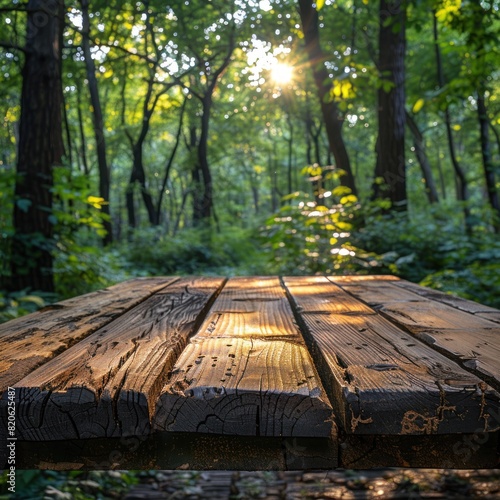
0;274;499;469
0;277;178;394
10;278;225;440
154;277;334;437
284;276;500;435
394;279;500;324
334;278;500;391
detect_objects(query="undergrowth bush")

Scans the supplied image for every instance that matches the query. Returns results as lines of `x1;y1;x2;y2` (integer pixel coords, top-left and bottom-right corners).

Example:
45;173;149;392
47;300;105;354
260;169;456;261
118;225;267;276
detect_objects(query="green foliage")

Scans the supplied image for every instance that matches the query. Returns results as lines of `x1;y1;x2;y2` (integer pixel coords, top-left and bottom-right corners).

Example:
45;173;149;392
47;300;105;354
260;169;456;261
51;167;119;297
354;200;500;308
117;225;268;277
261;187;384;275
0;470;138;499
0;290;52;323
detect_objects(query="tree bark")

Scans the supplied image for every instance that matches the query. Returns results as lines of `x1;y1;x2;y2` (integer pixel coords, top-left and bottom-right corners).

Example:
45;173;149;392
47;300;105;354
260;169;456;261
405;111;439;203
81;0;113;245
298;0;357;196
373;0;407;209
196;95;214;222
10;0;65;293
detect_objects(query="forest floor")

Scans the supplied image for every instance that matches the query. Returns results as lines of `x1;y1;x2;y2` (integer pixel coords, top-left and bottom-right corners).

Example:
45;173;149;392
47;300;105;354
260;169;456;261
123;469;500;499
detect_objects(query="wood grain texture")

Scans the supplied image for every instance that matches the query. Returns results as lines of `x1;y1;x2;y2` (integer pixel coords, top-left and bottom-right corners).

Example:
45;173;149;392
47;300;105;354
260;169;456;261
394;279;500;324
284;276;500;435
154;277;334;437
329;275;400;283
336;279;500;390
7;278;224;440
0;277;178;394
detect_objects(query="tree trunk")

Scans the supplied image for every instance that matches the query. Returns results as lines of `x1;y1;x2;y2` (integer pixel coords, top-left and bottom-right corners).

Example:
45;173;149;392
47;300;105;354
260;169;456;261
286;112;294;195
298;0;357;196
81;0;112;245
197;95;213;221
405;111;439;203
76;86;89;176
10;0;65;293
188;124;204;224
433;12;471;231
477;90;500;225
373;0;407;210
156;98;186;224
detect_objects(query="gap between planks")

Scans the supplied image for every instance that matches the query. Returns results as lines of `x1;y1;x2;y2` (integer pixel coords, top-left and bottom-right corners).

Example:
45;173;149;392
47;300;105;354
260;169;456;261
4;277;226;441
330;277;500;393
283;276;500;436
154;276;334;438
0;277;180;395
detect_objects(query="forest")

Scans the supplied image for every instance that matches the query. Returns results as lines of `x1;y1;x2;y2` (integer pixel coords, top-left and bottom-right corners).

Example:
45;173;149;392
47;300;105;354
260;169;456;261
0;0;499;323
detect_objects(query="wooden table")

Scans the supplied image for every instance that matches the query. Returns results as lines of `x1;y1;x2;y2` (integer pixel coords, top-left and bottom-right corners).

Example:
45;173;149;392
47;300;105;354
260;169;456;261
1;276;499;469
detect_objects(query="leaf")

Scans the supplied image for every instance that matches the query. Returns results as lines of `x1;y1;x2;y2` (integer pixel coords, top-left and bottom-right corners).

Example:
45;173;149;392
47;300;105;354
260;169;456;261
18;295;46;307
332;185;352;197
16;198;32;213
412;98;425;113
340;194;358;205
452;124;461;131
87;195;107;209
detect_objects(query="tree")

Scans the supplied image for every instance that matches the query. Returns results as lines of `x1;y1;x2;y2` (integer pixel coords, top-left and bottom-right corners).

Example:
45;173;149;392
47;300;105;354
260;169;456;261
432;8;470;227
10;0;65;293
373;0;407;209
81;0;113;244
297;0;358;196
405;111;439;204
174;1;237;224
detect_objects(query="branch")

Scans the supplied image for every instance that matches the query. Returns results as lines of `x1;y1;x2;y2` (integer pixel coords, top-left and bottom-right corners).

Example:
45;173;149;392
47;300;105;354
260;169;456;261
0;5;27;12
0;41;25;53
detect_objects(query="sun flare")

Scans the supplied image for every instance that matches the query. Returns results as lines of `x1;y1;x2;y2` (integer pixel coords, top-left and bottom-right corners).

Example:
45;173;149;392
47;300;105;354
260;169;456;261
271;63;294;85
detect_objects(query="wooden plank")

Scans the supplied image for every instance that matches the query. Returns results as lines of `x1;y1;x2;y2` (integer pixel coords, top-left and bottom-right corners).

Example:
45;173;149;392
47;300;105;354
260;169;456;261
284;276;500;435
329;275;400;283
10;433;338;470
336;279;500;389
0;277;179;394
340;432;499;469
7;277;225;441
395;280;500;324
154;277;334;437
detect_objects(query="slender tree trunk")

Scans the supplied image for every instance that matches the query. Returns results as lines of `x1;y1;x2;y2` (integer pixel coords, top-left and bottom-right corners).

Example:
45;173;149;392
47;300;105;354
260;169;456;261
433;12;471;230
81;0;112;245
62;92;73;169
10;0;65;293
197;95;213;221
188;124;204;224
373;0;407;209
298;0;357;196
135;146;158;225
268;148;278;213
286;112;294;195
406;111;439;203
76;86;89;176
156;98;186;223
477;89;500;225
